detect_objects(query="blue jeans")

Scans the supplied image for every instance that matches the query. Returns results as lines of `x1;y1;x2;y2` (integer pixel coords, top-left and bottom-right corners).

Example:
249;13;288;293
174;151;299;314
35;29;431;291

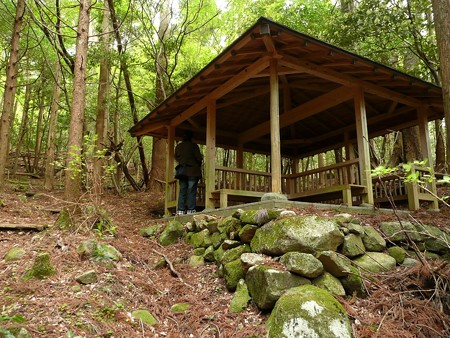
178;177;199;211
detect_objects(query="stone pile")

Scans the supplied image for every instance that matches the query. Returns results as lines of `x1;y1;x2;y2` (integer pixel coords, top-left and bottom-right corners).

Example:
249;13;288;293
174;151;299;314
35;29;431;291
156;208;449;337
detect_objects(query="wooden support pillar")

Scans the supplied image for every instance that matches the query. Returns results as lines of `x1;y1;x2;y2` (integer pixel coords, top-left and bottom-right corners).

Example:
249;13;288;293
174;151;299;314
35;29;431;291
345;132;356;184
270;59;282;193
417;107;439;210
205;101;216;209
417;107;433;166
165;125;175;215
354;88;373;204
236;143;244;189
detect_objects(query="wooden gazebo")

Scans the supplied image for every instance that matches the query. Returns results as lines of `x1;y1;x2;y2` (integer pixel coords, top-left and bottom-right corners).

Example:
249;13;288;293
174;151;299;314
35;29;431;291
129;17;444;215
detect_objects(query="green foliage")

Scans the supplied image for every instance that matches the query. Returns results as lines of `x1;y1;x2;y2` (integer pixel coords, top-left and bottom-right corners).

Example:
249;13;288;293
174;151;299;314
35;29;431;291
0;314;27;323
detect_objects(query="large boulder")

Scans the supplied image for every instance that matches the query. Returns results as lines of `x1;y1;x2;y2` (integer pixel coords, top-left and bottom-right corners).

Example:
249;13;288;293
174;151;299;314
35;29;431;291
380;221;423;243
266;285;353;338
246;265;310;310
250;216;344;256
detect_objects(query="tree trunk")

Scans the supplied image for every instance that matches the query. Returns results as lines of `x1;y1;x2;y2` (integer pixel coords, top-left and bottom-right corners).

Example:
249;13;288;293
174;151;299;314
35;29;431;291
33;81;47;174
149;0;170;191
107;0;149;189
0;0;26;188
92;0;112;197
12;81;31;175
44;60;62;191
434;120;446;171
431;0;450;173
64;0;91;203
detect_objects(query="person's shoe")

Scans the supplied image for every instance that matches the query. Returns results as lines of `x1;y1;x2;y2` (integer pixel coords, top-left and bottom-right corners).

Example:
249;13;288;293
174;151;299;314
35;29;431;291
186;209;196;214
176;210;185;215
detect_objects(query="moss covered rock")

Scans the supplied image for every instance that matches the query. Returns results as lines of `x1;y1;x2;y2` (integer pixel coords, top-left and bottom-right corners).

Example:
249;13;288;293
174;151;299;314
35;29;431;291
4;247;26;262
131;310;157;326
266;285;352;338
159;220;185;246
223;259;245;291
229;279;252;313
23;252;56;280
250;216;344;256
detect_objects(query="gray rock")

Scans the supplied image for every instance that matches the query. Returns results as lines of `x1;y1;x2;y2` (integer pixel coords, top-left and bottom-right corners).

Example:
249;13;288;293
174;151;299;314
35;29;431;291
95;243;122;261
223;259;245;291
362;226;386;251
75;270;98;285
240;209;280;225
261;193;288;201
317;251;352;277
159;220;185;246
250;216;344;256
380;221;423;243
246;265;310;310
353;252;397;273
240;253;267;272
140;224;163;238
266;285;352;338
4;247;26;262
222;239;241;250
229;279;251;313
312;272;346;296
280;252;323;278
238;224;258;243
341;234;366;258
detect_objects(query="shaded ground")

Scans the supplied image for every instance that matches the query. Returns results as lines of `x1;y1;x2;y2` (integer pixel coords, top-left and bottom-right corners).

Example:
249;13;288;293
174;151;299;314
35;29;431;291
0;179;449;337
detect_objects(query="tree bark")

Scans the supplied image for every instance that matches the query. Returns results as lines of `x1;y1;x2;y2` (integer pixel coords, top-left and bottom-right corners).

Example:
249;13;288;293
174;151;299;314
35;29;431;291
107;0;149;189
0;0;26;188
44;59;62;191
149;0;170;191
92;0;112;197
64;0;91;203
12;81;31;175
33;80;47;174
431;0;450;173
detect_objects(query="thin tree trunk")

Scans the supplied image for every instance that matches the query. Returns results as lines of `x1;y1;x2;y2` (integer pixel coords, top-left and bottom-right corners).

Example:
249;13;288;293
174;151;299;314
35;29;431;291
64;0;91;203
149;0;170;191
92;0;112;197
107;0;149;189
431;0;450;173
0;0;26;188
44;60;62;191
12;81;31;175
33;83;46;173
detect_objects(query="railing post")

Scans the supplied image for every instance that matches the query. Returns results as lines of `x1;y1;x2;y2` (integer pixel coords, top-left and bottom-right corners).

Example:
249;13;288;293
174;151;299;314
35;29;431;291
205;100;216;209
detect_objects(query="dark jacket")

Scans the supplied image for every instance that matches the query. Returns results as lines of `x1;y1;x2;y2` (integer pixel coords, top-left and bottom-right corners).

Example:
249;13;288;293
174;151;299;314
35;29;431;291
175;140;203;178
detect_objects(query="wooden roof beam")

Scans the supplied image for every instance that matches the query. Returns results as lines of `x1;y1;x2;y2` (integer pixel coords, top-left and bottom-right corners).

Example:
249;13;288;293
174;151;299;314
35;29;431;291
279;55;422;107
239;85;355;144
170;56;271;126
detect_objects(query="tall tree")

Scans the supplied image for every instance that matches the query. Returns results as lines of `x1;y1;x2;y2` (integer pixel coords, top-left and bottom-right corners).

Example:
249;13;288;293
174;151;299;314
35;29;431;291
92;0;112;196
0;0;26;188
107;0;149;189
431;0;450;172
44;59;62;190
64;0;91;203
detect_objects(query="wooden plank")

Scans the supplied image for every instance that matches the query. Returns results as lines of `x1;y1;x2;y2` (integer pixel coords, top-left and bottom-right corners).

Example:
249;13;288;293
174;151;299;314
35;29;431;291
0;223;47;231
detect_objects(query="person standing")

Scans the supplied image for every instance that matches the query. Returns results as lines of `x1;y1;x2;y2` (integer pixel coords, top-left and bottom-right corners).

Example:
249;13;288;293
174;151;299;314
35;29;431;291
175;130;203;214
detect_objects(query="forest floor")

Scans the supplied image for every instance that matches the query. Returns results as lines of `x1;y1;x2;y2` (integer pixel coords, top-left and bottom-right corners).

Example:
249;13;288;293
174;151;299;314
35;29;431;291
0;177;449;338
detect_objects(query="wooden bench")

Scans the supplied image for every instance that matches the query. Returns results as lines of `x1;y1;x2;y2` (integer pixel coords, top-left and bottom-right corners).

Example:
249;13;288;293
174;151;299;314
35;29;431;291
287;184;367;206
210;189;266;208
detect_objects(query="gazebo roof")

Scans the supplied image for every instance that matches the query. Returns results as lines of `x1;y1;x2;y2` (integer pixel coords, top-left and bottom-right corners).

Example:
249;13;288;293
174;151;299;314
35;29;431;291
129;17;444;158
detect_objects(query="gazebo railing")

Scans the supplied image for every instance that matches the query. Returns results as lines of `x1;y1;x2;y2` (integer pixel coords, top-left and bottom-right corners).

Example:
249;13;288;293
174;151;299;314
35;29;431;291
282;159;360;195
214;165;271;192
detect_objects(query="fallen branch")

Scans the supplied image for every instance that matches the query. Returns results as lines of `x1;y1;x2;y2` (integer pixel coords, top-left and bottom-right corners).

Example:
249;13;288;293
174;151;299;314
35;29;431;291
0;223;48;231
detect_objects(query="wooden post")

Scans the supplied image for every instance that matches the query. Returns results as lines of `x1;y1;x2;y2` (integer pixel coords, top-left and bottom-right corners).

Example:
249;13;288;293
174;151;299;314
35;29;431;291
270;59;282;193
205;101;216;209
417;107;439;209
354;88;373;204
236;143;244;189
165;126;175;215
